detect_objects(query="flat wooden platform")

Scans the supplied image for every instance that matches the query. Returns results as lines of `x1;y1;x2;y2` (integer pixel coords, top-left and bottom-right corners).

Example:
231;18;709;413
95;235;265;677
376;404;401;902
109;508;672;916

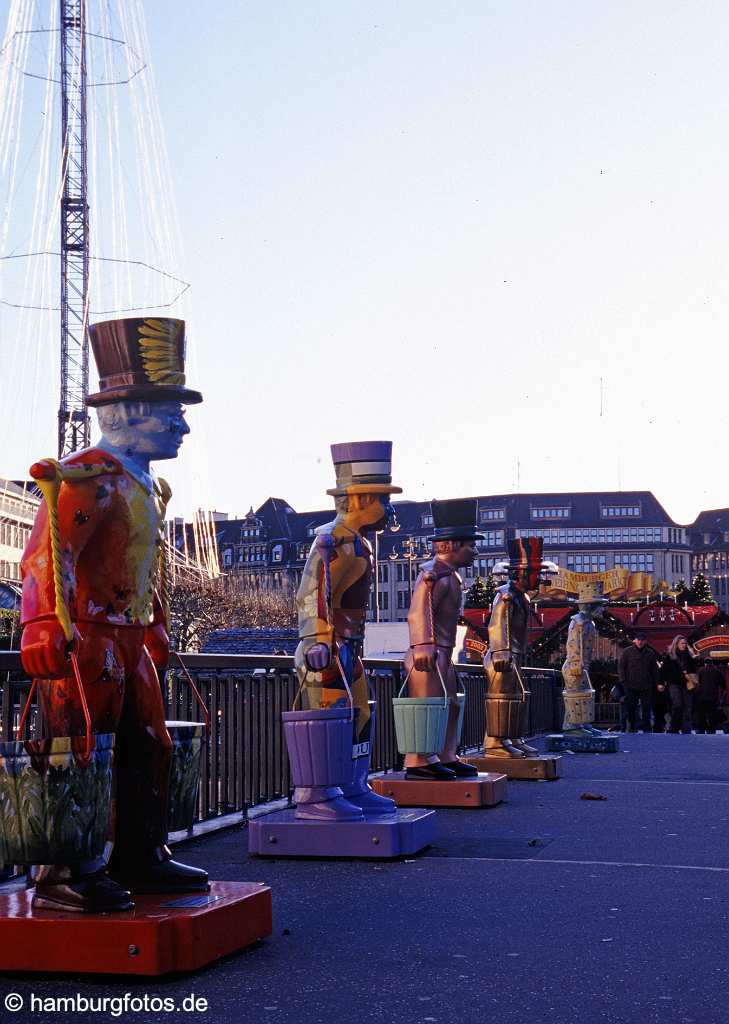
0;881;272;976
464;753;562;780
371;771;507;807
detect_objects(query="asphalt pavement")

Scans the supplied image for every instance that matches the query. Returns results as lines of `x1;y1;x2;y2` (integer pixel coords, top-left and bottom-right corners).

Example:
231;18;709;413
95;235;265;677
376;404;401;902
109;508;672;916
2;732;729;1024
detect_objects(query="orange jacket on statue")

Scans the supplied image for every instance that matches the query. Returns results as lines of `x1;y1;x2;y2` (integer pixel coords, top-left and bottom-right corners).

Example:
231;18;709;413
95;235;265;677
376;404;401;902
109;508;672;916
21;447;171;679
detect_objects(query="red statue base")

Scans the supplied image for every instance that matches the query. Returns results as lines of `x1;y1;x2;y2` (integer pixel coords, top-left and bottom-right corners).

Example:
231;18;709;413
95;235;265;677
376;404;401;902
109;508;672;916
0;881;271;975
371;771;507;808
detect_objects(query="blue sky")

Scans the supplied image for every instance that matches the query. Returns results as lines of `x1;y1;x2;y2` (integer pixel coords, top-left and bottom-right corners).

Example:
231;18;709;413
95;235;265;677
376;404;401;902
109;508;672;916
1;1;728;524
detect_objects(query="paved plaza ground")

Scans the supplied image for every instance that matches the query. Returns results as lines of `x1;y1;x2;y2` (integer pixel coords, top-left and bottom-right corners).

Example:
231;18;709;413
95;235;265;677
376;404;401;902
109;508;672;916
3;733;729;1023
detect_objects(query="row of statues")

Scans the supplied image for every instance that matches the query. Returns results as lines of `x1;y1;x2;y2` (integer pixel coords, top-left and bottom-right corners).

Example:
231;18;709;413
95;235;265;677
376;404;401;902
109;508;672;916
15;315;610;911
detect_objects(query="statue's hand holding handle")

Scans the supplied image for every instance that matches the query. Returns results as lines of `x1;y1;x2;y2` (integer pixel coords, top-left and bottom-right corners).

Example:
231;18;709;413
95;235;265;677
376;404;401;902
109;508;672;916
21;620;83;679
492;651;513;673
305;643;330;672
413;644;437;672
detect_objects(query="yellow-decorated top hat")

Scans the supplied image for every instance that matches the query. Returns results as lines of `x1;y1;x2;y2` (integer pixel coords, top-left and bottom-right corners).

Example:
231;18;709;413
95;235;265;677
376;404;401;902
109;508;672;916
86;317;203;407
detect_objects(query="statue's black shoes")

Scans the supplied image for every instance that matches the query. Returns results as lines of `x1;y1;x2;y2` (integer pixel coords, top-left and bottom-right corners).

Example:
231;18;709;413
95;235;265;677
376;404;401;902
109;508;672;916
405;764;457;781
114;858;210;895
440;760;479;778
33;873;134;914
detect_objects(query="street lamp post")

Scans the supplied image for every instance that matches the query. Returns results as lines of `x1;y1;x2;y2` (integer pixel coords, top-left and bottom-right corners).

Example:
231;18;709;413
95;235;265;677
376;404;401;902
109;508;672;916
373;513;400;623
396;535;427;604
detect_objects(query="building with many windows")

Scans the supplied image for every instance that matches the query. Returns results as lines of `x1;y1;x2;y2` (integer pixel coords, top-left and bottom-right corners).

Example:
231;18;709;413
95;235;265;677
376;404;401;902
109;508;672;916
688;509;729;613
210;490;692;624
0;480;41;610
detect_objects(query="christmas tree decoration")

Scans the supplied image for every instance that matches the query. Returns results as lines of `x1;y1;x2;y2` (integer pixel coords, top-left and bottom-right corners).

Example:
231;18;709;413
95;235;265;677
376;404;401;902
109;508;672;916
465;575;497;609
691;572;714;605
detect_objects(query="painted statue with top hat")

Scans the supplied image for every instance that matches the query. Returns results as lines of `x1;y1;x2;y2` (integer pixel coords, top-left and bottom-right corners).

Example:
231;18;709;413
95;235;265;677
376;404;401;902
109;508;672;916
20;316;209;912
560;580;609;736
483;534;556;757
402;498;482;780
291;441;401;820
546;577;619;752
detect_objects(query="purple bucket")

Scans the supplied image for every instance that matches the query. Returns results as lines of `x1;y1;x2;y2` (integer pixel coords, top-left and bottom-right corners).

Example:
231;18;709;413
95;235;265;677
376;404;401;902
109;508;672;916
282;707;353;788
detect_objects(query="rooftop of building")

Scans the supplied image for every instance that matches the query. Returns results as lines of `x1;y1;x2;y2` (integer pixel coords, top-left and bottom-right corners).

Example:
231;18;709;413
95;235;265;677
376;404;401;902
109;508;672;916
202;627;299;655
3;480;41;503
689;508;729;550
212;490;689;557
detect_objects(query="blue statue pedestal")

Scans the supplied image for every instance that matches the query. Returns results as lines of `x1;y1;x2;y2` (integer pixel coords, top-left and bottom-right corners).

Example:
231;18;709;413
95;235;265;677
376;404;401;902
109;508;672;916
248;807;437;858
546;732;620;753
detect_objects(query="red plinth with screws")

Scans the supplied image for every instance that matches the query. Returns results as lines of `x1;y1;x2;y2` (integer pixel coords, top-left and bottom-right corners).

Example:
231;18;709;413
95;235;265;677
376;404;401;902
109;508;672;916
371;771;507;808
0;881;272;975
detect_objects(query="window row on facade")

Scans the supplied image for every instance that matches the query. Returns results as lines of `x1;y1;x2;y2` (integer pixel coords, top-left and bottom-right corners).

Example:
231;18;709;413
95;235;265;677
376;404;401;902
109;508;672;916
0;521;30;550
520;526;666;545
695;552;729;571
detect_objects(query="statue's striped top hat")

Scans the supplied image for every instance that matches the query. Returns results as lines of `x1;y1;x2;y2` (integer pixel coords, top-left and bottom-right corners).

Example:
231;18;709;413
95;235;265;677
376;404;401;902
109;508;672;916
326;441;402;496
86;317;203;407
428;498;484;542
494;533;559;577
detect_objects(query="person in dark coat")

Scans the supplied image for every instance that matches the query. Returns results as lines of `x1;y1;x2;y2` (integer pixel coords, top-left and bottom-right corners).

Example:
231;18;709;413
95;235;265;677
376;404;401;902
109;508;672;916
618;633;659;732
694;659;726;734
660;635;699;733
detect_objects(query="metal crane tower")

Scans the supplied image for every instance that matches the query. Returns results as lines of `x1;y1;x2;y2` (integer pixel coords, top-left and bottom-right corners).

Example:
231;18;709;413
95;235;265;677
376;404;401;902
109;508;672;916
58;0;90;457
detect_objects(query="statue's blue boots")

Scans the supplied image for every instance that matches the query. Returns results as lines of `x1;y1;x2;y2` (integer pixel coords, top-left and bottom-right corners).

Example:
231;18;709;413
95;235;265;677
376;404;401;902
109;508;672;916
341;706;396;816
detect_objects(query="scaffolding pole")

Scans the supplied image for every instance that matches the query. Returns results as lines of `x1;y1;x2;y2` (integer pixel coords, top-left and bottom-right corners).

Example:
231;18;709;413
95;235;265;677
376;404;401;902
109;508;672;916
58;0;90;457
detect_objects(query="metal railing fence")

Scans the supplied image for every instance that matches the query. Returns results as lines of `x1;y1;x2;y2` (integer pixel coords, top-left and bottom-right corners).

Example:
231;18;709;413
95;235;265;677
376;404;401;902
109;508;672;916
0;652;565;822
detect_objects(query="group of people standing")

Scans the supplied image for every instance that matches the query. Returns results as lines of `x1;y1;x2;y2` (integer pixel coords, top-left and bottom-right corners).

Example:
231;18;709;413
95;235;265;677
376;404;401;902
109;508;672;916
615;633;726;734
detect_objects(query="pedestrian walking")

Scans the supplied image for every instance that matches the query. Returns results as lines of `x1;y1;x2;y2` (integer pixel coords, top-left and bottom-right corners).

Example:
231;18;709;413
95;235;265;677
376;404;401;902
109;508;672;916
618;632;658;732
693;658;725;734
660;636;699;733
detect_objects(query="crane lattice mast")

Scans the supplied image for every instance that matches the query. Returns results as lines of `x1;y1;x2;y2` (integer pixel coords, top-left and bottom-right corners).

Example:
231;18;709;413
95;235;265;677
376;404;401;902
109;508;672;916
58;0;90;457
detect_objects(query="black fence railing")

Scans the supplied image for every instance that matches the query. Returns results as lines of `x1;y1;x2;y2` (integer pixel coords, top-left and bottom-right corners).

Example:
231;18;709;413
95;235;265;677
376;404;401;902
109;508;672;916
0;652;566;823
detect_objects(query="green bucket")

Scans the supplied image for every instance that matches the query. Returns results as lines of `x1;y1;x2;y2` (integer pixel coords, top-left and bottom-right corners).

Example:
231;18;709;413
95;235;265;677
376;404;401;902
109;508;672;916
0;733;114;865
167;653;211;833
166;721;205;833
393;664;450;755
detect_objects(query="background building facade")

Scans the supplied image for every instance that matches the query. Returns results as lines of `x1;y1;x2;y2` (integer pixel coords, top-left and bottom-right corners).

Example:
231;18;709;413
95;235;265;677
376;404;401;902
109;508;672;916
210;490;693;623
0;481;40;583
688;508;729;614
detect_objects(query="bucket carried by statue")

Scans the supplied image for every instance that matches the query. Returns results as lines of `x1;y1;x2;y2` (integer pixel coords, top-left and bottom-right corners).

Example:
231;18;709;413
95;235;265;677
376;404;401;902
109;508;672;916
393;663;451;755
0;652;114;865
0;458;116;865
282;658;356;793
167;653;210;832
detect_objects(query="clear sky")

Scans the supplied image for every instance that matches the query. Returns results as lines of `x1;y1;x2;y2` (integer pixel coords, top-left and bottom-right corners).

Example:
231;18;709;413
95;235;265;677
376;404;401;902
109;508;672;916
1;1;728;524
